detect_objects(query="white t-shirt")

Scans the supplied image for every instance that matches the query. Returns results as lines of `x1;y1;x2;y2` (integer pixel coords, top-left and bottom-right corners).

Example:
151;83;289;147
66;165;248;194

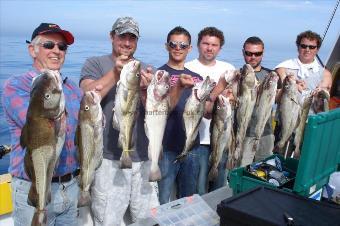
185;59;235;144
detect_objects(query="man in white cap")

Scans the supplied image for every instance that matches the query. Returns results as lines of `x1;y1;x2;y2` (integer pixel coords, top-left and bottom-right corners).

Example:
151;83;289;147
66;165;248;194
80;17;159;225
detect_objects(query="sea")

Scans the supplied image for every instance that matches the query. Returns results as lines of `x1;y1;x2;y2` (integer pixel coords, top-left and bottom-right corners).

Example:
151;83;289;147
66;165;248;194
0;35;332;174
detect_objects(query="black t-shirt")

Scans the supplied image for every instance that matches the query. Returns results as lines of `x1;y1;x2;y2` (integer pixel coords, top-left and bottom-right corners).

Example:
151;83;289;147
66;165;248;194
158;64;203;153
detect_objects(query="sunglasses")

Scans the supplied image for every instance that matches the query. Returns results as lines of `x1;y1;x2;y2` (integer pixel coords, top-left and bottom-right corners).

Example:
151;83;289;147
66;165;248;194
244;50;263;57
168;41;190;50
39;41;68;51
299;44;317;50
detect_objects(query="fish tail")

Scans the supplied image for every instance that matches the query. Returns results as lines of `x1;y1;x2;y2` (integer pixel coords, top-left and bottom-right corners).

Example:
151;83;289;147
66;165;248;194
31;209;47;226
78;191;91;207
149;164;162;182
120;150;132;169
174;153;186;163
252;139;259;153
208;167;218;181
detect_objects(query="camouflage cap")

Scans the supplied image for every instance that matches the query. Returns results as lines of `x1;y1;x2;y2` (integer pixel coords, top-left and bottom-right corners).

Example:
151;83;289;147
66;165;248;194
112;16;140;37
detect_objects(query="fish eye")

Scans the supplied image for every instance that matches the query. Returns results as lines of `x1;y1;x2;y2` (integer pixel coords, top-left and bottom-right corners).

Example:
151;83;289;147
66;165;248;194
84;105;90;111
285;85;290;89
136;73;140;78
217;106;221;110
44;93;51;99
165;85;169;89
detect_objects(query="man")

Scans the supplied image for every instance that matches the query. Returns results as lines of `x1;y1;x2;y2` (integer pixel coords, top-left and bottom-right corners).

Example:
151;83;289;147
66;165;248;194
79;17;159;225
185;27;235;194
158;26;202;204
275;30;332;101
2;23;82;226
239;36;275;166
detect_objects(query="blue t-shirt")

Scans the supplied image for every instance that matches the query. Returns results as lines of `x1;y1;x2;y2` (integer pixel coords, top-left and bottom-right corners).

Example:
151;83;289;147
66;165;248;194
159;64;203;153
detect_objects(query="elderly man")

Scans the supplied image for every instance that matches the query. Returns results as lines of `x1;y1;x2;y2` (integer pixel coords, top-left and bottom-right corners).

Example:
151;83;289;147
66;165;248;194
2;23;82;226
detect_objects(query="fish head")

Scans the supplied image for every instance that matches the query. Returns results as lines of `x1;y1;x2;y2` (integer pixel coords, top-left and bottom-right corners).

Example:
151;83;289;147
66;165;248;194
194;76;216;102
263;71;279;91
216;94;232;118
283;75;298;94
241;64;256;88
152;70;170;101
121;60;141;89
30;69;64;118
79;91;102;123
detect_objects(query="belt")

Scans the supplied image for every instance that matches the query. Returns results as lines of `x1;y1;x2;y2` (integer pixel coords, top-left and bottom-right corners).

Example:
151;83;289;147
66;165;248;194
52;169;80;183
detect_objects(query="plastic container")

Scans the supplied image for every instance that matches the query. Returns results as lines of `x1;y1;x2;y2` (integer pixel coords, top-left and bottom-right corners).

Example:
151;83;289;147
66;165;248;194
230;108;340;198
0;174;13;215
150;194;219;226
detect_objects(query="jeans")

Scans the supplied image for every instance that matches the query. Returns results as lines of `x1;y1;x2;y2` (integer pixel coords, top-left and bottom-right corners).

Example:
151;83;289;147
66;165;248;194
209;151;228;192
158;148;200;204
196;145;210;195
11;176;79;226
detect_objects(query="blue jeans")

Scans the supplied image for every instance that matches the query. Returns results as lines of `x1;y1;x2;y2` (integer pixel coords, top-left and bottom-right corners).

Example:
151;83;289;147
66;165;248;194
197;145;210;195
158;148;200;204
209;151;228;192
11;176;79;226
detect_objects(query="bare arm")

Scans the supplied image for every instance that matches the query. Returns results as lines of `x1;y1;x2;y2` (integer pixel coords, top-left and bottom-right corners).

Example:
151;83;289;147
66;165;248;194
80;55;130;97
319;68;332;92
169;74;194;110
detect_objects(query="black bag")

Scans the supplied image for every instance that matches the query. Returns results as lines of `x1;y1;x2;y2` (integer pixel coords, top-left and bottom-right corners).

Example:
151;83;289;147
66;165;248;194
217;186;340;226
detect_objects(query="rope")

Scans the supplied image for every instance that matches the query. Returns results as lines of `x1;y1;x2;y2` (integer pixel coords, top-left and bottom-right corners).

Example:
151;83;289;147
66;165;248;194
317;0;340;67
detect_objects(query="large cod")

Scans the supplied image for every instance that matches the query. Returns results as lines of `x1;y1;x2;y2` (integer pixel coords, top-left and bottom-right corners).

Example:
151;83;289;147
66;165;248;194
21;70;66;226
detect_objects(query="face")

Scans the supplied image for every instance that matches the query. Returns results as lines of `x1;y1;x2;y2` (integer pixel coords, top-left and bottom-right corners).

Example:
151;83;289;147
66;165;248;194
166;34;191;64
111;33;138;58
298;38;319;64
29;33;67;71
198;35;221;63
243;43;263;70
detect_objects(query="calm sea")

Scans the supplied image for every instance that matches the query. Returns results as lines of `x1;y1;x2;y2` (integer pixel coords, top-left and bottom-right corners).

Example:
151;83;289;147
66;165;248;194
0;35;330;173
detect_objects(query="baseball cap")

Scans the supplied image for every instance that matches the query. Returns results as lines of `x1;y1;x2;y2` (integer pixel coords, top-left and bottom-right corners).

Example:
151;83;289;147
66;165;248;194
26;23;74;45
112;17;140;37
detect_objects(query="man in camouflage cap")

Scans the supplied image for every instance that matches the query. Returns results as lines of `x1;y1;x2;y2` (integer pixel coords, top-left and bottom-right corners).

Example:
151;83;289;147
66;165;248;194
80;16;159;225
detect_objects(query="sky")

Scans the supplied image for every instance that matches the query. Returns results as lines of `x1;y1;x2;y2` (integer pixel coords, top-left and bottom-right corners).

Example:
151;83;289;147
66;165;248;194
0;0;339;62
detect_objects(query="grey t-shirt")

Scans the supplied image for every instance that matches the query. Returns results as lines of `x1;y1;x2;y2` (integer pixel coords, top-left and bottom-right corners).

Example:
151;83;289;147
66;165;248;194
246;67;273;137
80;54;149;161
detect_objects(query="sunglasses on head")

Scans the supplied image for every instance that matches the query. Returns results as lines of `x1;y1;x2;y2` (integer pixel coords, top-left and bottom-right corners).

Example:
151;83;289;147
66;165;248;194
244;50;263;57
168;41;190;50
39;41;68;51
299;44;317;50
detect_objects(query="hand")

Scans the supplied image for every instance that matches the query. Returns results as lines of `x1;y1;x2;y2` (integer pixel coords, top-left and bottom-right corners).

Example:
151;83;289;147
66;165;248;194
140;66;153;90
296;79;307;93
113;55;132;77
222;88;236;105
178;74;194;88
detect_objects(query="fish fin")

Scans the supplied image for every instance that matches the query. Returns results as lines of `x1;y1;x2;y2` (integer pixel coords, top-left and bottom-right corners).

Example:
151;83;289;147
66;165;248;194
78;191;91;207
174;153;186;163
120;151;132;169
31;210;47;226
208;167;218;181
74;125;80;147
112;111;120;130
149;165;162;182
27;185;37;207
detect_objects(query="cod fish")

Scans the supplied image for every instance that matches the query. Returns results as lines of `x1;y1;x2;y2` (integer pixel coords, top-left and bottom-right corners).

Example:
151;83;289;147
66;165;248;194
176;76;215;161
21;70;66;226
112;60;141;169
232;64;257;167
145;70;171;181
311;89;330;113
252;71;278;151
208;95;233;181
293;93;313;158
275;76;300;155
76;91;104;207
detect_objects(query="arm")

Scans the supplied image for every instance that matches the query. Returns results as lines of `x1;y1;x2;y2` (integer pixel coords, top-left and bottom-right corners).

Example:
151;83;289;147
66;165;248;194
80;55;130;98
169;74;194;110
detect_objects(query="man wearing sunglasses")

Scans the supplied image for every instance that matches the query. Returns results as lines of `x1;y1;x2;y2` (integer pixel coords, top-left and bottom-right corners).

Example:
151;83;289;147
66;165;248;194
185;27;235;195
275;30;332;106
79;17;160;225
2;23;82;226
239;36;276;166
157;26;203;204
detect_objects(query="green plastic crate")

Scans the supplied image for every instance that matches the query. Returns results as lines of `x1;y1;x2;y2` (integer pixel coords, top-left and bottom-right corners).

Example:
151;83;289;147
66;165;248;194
230;108;340;197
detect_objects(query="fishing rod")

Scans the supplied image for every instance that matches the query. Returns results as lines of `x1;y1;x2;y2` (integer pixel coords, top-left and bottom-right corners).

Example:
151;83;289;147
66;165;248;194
316;0;339;68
